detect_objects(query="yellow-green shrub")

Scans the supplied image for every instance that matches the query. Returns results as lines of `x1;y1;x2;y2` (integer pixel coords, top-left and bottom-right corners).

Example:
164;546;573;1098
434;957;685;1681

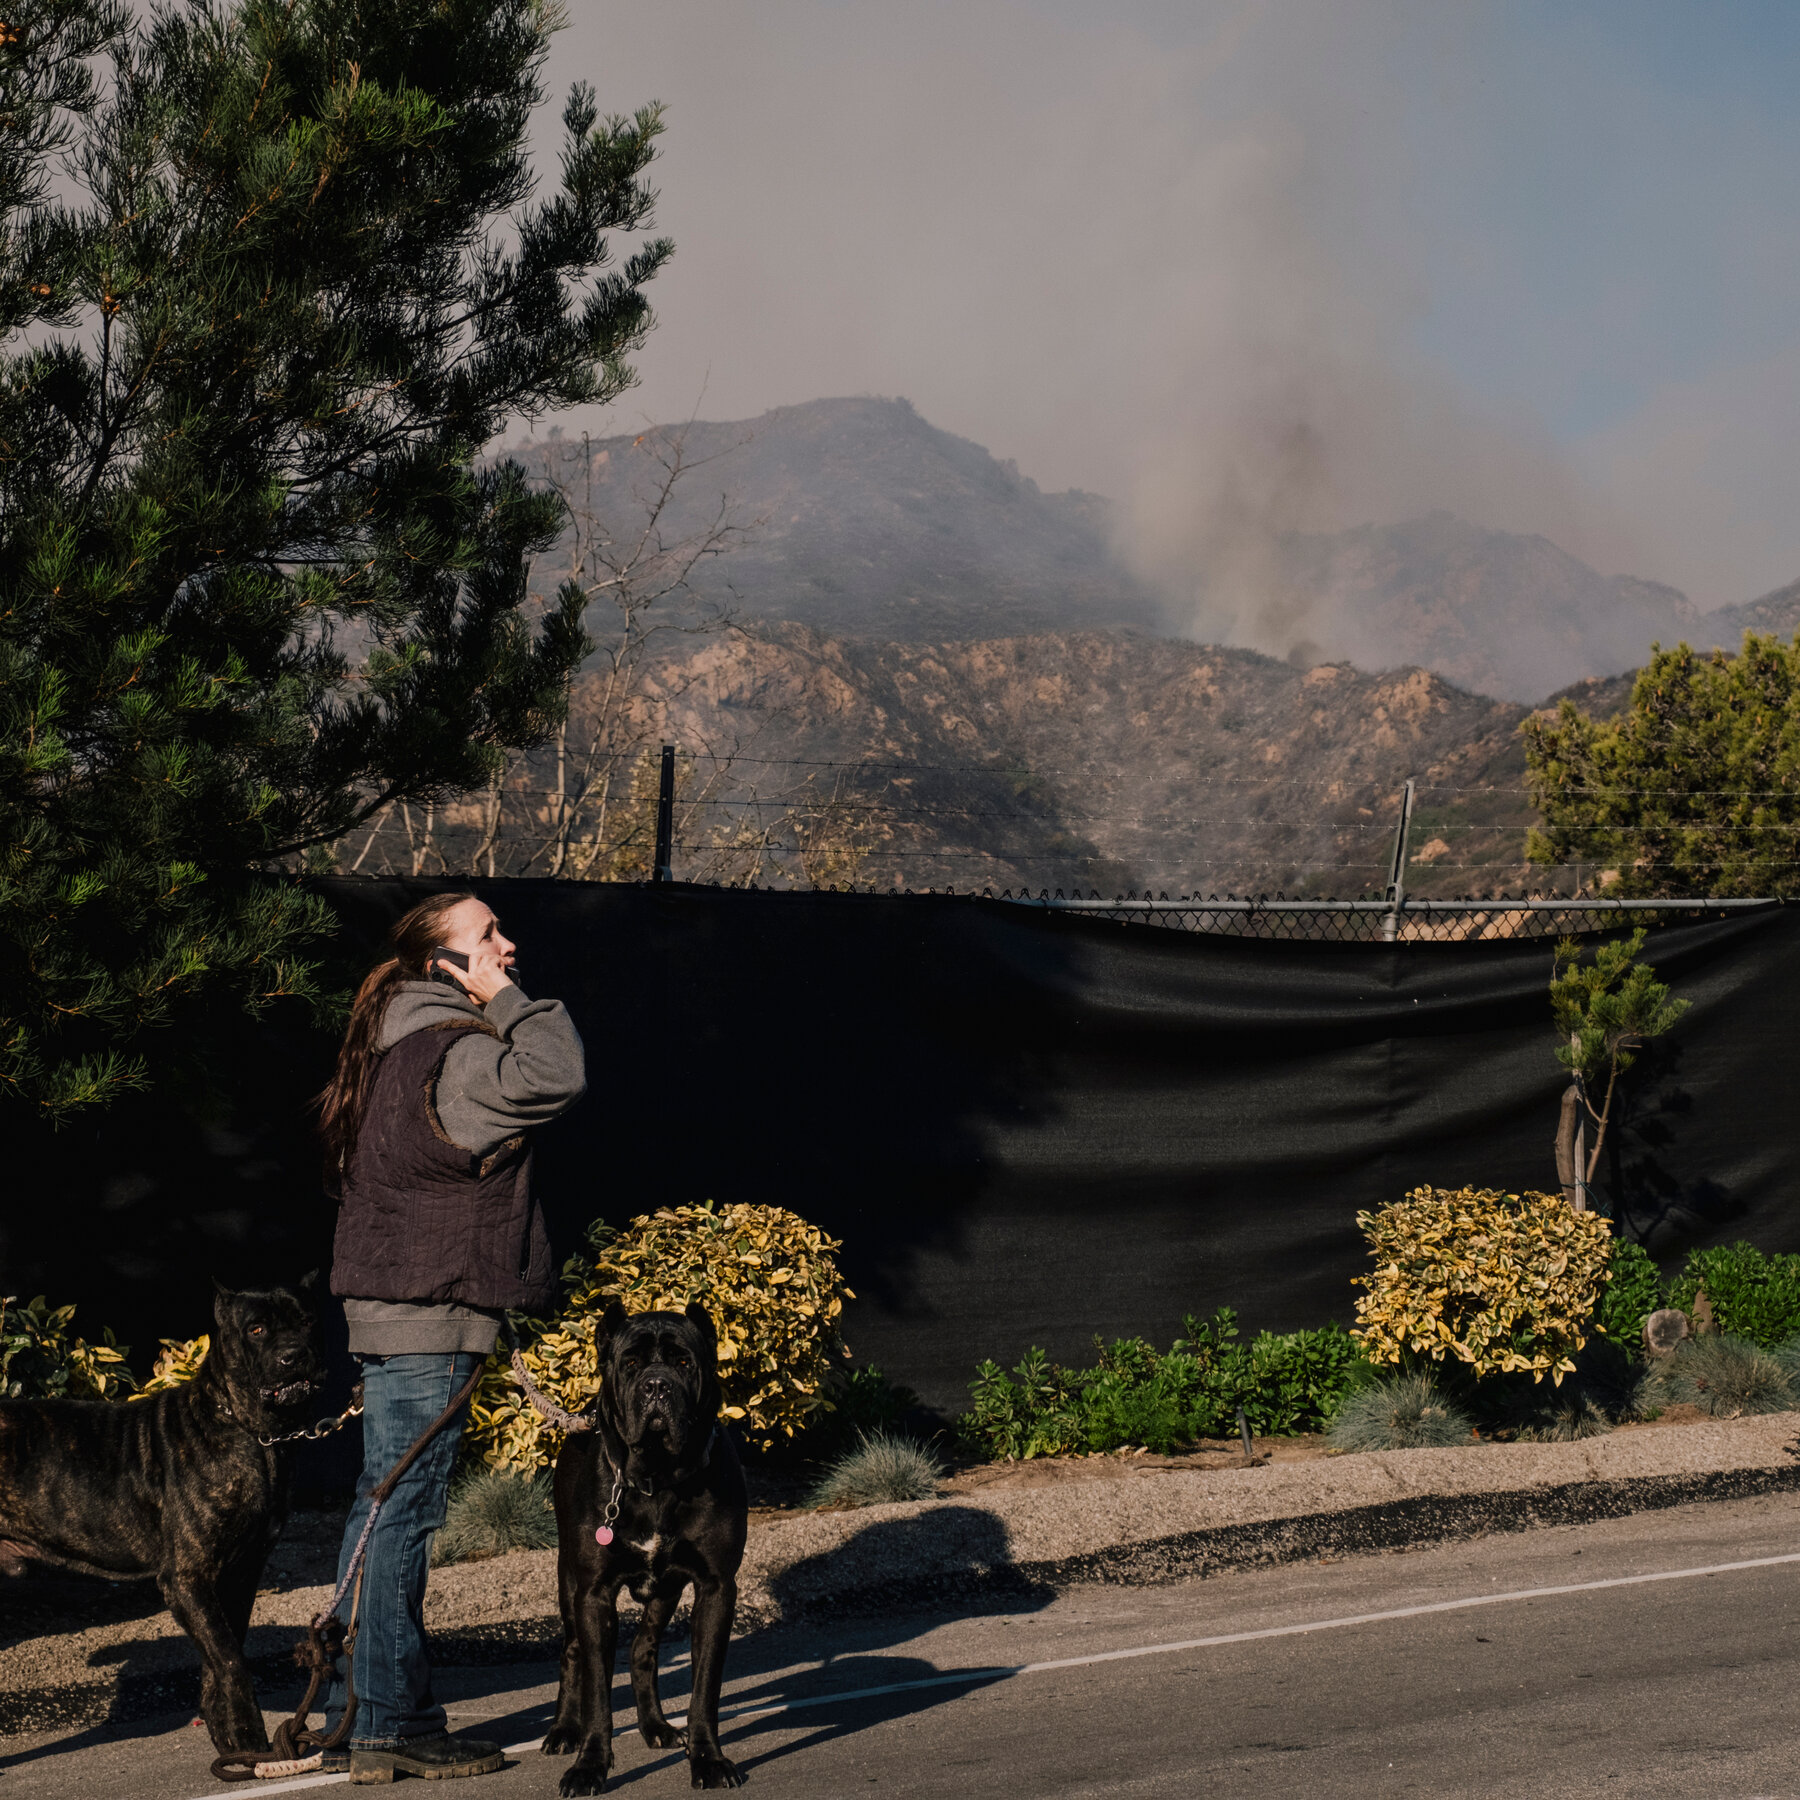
129;1335;210;1399
467;1202;853;1473
0;1295;137;1401
1352;1187;1613;1384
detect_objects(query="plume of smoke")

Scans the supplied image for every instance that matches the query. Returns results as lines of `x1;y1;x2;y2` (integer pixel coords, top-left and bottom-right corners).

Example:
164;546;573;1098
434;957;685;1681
545;1;1656;659
1101;62;1647;656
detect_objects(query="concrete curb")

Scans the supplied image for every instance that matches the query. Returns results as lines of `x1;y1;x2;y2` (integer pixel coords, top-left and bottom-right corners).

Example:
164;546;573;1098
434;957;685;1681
408;1455;1800;1673
731;1410;1800;1625
765;1463;1800;1620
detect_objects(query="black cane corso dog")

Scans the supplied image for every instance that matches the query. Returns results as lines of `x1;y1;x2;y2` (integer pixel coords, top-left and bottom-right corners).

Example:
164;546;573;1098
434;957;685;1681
546;1300;749;1794
0;1277;326;1754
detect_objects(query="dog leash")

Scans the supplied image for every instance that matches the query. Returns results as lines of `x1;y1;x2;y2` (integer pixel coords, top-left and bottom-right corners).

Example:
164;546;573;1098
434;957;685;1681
210;1358;487;1783
509;1344;596;1435
503;1313;596;1435
255;1388;365;1449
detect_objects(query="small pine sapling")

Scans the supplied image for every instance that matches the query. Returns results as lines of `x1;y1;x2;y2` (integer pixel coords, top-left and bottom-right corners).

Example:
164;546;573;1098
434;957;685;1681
1550;928;1688;1209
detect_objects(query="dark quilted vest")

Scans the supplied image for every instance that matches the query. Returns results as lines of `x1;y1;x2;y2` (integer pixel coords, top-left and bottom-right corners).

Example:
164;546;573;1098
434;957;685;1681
330;1021;558;1312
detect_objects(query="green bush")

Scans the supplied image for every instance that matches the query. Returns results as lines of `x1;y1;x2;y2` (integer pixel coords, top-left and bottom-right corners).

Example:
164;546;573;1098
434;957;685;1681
1668;1243;1800;1349
957;1312;1366;1461
1076;1342;1206;1456
962;1347;1084;1461
1595;1240;1664;1348
1240;1324;1365;1436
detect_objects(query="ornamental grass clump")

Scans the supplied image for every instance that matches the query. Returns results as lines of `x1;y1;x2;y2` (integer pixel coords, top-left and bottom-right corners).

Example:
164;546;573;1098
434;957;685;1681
807;1432;943;1510
467;1202;853;1472
1352;1186;1614;1385
432;1467;558;1567
1653;1334;1796;1419
1502;1388;1615;1442
1325;1373;1473;1452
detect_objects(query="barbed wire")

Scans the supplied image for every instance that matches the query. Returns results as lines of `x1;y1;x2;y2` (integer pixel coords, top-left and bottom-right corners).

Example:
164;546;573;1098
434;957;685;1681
354;825;1800;871
419;786;1800;834
491;787;1519;826
653;750;1800;798
616;841;1800;870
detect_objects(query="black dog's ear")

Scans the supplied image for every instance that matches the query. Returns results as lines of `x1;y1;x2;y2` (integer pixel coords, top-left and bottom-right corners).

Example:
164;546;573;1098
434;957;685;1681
296;1269;321;1302
598;1300;630;1344
684;1300;718;1353
212;1280;238;1328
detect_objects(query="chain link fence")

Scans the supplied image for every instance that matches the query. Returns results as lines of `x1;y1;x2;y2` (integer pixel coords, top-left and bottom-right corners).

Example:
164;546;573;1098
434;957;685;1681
984;892;1781;942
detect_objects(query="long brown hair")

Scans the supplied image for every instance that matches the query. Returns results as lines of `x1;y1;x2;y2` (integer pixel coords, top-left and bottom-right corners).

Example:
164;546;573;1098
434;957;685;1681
317;891;475;1176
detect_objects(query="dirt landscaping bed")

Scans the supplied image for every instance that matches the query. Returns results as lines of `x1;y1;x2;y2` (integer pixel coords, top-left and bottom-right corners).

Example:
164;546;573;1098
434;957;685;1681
0;1405;1788;1738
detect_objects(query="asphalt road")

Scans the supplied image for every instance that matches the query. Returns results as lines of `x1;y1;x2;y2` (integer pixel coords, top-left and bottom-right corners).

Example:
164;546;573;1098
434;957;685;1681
9;1492;1800;1798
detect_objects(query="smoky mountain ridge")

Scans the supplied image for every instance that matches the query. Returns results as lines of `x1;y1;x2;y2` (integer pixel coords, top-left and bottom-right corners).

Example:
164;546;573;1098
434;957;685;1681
503;395;1168;642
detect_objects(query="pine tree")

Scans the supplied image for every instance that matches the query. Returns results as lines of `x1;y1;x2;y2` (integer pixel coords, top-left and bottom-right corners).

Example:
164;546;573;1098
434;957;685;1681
1523;633;1800;898
1548;927;1687;1208
0;0;671;1118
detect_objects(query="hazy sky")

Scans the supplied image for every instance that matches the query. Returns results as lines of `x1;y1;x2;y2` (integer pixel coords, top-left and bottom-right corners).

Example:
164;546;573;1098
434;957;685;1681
537;1;1800;610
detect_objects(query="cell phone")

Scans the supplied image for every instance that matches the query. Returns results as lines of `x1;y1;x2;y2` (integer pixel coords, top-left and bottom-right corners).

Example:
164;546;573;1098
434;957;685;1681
427;946;469;989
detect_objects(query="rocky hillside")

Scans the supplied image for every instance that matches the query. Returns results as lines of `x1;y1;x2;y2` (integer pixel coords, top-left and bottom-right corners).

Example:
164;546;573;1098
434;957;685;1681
500;398;1775;705
366;620;1654;894
389;398;1786;894
505;396;1166;641
1709;575;1800;643
542;629;1548;895
1264;512;1697;703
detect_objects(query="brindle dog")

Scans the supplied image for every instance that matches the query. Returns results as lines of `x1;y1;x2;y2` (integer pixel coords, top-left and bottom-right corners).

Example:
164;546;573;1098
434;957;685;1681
545;1300;749;1794
0;1277;326;1754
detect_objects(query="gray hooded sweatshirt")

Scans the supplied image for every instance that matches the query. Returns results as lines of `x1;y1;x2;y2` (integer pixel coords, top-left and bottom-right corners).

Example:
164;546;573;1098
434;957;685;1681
340;978;586;1355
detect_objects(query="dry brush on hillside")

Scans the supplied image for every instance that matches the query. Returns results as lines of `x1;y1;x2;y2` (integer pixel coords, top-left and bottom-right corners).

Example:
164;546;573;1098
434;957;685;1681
336;625;1568;895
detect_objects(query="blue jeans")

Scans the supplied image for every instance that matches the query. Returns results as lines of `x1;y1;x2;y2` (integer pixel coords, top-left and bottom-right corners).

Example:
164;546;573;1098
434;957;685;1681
324;1352;482;1748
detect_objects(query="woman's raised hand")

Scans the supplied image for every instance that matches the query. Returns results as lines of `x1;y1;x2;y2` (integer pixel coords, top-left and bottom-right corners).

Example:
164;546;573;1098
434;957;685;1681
441;943;513;1005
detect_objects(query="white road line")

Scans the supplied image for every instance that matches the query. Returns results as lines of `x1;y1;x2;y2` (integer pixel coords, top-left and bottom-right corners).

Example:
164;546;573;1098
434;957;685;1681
198;1548;1800;1797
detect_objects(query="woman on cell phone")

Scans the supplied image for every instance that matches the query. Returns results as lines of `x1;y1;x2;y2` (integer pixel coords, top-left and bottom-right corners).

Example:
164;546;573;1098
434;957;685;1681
313;891;586;1782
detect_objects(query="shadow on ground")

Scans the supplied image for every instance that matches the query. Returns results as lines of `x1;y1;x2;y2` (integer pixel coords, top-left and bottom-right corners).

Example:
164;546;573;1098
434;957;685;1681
440;1506;1052;1780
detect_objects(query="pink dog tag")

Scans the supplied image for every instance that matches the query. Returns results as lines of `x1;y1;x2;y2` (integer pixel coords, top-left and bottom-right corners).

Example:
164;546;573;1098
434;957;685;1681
595;1526;614;1546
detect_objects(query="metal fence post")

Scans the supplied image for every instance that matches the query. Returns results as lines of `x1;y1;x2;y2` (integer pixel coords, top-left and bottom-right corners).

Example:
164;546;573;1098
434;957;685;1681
653;743;675;883
1381;778;1416;943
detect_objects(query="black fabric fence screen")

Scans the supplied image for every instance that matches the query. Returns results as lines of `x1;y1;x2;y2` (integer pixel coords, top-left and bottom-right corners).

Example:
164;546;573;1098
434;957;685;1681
14;882;1800;1417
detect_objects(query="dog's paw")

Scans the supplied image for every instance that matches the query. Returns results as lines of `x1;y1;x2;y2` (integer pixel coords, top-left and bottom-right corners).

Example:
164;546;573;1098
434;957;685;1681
542;1724;583;1756
690;1752;746;1789
560;1764;611;1798
639;1718;687;1751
